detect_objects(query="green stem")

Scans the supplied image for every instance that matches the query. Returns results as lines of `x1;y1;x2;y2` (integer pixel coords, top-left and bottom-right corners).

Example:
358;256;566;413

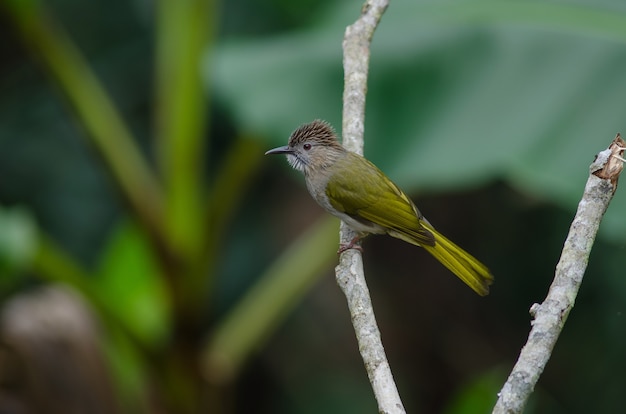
154;0;217;329
155;0;214;264
202;217;339;385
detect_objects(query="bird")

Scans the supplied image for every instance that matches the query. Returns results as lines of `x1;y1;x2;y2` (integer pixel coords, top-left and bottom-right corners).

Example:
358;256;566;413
265;120;493;296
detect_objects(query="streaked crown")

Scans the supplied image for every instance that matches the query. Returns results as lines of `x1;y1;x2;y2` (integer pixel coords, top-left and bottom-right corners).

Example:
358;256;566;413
288;120;343;150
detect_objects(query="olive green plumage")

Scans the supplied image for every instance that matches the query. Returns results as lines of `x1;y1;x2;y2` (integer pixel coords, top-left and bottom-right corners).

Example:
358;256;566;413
265;120;493;296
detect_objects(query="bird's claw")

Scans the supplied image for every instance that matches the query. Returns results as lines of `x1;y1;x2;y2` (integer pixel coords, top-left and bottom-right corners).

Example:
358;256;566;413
337;236;363;254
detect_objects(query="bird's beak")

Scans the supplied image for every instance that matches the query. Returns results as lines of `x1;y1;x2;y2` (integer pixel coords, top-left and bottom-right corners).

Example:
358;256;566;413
265;145;293;155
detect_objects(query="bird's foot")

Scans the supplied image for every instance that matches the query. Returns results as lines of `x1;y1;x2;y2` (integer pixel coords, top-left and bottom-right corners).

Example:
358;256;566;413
337;236;363;255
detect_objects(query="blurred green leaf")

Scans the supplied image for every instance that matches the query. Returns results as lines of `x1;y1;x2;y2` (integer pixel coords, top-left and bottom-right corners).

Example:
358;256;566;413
207;29;344;138
210;0;626;242
0;206;37;286
96;220;170;346
443;367;503;414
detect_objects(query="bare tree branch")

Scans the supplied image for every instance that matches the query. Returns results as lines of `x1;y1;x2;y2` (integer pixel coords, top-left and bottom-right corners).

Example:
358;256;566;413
342;0;389;154
493;135;625;414
337;1;405;413
335;252;405;414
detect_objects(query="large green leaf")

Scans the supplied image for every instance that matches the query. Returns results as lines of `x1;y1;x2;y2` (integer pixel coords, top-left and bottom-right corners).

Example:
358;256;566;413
209;0;626;241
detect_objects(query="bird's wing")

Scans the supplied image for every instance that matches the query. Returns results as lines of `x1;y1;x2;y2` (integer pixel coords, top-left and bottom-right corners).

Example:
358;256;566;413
326;152;434;246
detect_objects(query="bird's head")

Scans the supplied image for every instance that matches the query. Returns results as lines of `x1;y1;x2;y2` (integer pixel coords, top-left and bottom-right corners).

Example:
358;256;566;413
265;120;345;174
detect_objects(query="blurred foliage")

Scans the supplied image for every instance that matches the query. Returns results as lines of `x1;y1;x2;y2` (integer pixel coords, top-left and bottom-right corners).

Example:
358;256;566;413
213;0;626;241
0;207;37;293
95;221;170;346
1;0;626;413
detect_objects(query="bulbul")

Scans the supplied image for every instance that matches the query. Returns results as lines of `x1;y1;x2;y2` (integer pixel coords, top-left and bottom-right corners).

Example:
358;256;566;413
265;120;493;296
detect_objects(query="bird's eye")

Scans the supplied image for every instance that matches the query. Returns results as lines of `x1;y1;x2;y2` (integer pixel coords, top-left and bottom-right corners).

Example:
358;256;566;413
303;143;312;151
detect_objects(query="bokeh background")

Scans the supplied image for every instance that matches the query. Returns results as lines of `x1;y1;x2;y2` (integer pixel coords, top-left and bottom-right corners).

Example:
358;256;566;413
1;0;626;413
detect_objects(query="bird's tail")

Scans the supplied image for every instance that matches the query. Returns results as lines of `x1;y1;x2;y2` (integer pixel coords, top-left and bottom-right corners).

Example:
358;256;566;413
420;223;493;296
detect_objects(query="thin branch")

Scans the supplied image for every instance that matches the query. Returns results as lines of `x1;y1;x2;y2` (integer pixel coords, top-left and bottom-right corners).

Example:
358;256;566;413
339;1;405;413
342;0;389;154
335;252;405;414
493;134;625;414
